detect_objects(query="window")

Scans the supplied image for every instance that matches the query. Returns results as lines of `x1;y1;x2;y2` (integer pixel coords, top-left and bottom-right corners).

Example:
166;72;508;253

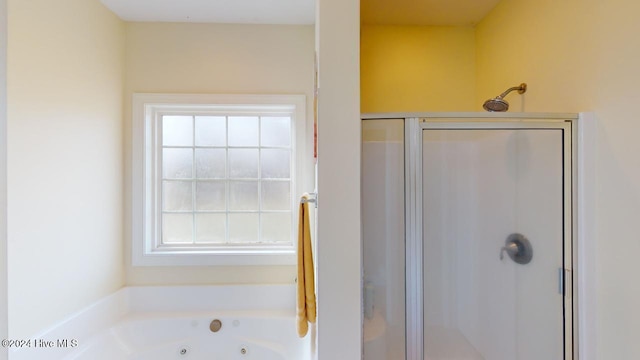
132;94;307;266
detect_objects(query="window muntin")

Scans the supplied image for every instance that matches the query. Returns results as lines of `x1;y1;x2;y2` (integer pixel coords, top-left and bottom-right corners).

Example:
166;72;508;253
132;94;306;266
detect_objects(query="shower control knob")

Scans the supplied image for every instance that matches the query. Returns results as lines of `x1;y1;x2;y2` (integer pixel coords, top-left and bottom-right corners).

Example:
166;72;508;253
500;233;533;265
500;242;519;260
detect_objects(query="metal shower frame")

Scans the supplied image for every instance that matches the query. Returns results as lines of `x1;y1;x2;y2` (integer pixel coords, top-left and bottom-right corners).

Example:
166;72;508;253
362;112;579;360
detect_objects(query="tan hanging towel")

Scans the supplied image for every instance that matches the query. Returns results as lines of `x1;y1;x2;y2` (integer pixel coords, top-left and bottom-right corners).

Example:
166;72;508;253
297;193;316;337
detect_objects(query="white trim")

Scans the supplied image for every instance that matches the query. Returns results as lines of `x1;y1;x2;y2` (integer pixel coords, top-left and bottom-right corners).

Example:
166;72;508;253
404;118;423;360
577;112;597;360
362;112;579;120
419;121;574;129
132;93;307;266
564;120;574;360
0;0;7;358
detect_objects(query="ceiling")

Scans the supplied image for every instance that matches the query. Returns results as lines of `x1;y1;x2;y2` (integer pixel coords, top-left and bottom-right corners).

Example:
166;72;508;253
362;0;503;26
100;0;501;26
99;0;316;25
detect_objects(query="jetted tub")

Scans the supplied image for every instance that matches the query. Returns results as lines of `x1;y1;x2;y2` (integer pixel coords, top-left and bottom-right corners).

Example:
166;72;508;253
11;285;311;360
67;311;305;360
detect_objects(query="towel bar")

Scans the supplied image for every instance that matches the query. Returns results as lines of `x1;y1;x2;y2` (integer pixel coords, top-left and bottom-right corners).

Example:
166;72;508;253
300;193;317;208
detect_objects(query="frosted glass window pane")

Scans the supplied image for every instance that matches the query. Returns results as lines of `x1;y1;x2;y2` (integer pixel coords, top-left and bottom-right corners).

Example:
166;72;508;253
162;214;193;244
261;149;290;179
163;181;193;211
163;148;193;179
163;116;193;146
229;181;259;211
228;116;259;146
228;213;259;243
196;149;226;179
261;213;291;243
196;181;226;211
195;213;226;243
261;181;290;211
229;149;259;178
195;116;226;146
261;117;291;147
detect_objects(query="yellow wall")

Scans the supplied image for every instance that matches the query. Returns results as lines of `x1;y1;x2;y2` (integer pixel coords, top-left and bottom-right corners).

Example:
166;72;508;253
124;22;315;286
475;0;599;112
7;0;125;338
361;25;476;113
476;0;640;357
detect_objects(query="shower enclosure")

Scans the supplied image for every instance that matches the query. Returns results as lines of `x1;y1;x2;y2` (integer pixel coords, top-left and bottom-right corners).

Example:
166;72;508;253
362;113;576;360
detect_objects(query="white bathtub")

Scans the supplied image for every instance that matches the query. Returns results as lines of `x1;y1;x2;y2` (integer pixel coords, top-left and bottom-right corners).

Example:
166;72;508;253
68;311;305;360
11;285;311;360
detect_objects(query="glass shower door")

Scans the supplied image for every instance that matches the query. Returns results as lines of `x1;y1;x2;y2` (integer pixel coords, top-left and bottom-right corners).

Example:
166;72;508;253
420;124;571;360
362;119;406;360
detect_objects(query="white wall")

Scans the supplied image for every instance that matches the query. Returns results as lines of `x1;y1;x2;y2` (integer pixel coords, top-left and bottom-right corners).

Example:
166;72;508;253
124;22;315;285
0;0;7;357
7;0;125;338
476;0;640;357
315;0;361;358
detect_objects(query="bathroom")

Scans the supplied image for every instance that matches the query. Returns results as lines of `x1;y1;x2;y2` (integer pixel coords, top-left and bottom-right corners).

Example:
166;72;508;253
1;0;640;359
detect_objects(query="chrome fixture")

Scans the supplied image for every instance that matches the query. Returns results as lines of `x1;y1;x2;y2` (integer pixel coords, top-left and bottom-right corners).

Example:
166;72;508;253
500;233;533;264
210;319;222;332
300;192;317;208
483;83;527;112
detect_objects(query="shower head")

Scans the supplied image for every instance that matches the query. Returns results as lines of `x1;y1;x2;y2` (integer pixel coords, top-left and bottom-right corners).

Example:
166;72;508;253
483;83;527;112
483;97;510;112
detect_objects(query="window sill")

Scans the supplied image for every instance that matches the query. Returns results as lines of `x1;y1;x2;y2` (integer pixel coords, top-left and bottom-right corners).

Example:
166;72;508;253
132;248;296;267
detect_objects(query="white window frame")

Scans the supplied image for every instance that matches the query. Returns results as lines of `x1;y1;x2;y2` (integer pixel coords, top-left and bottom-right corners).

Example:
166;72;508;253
132;93;306;266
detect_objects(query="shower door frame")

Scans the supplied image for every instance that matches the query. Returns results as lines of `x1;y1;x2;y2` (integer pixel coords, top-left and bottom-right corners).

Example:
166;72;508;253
404;113;578;360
